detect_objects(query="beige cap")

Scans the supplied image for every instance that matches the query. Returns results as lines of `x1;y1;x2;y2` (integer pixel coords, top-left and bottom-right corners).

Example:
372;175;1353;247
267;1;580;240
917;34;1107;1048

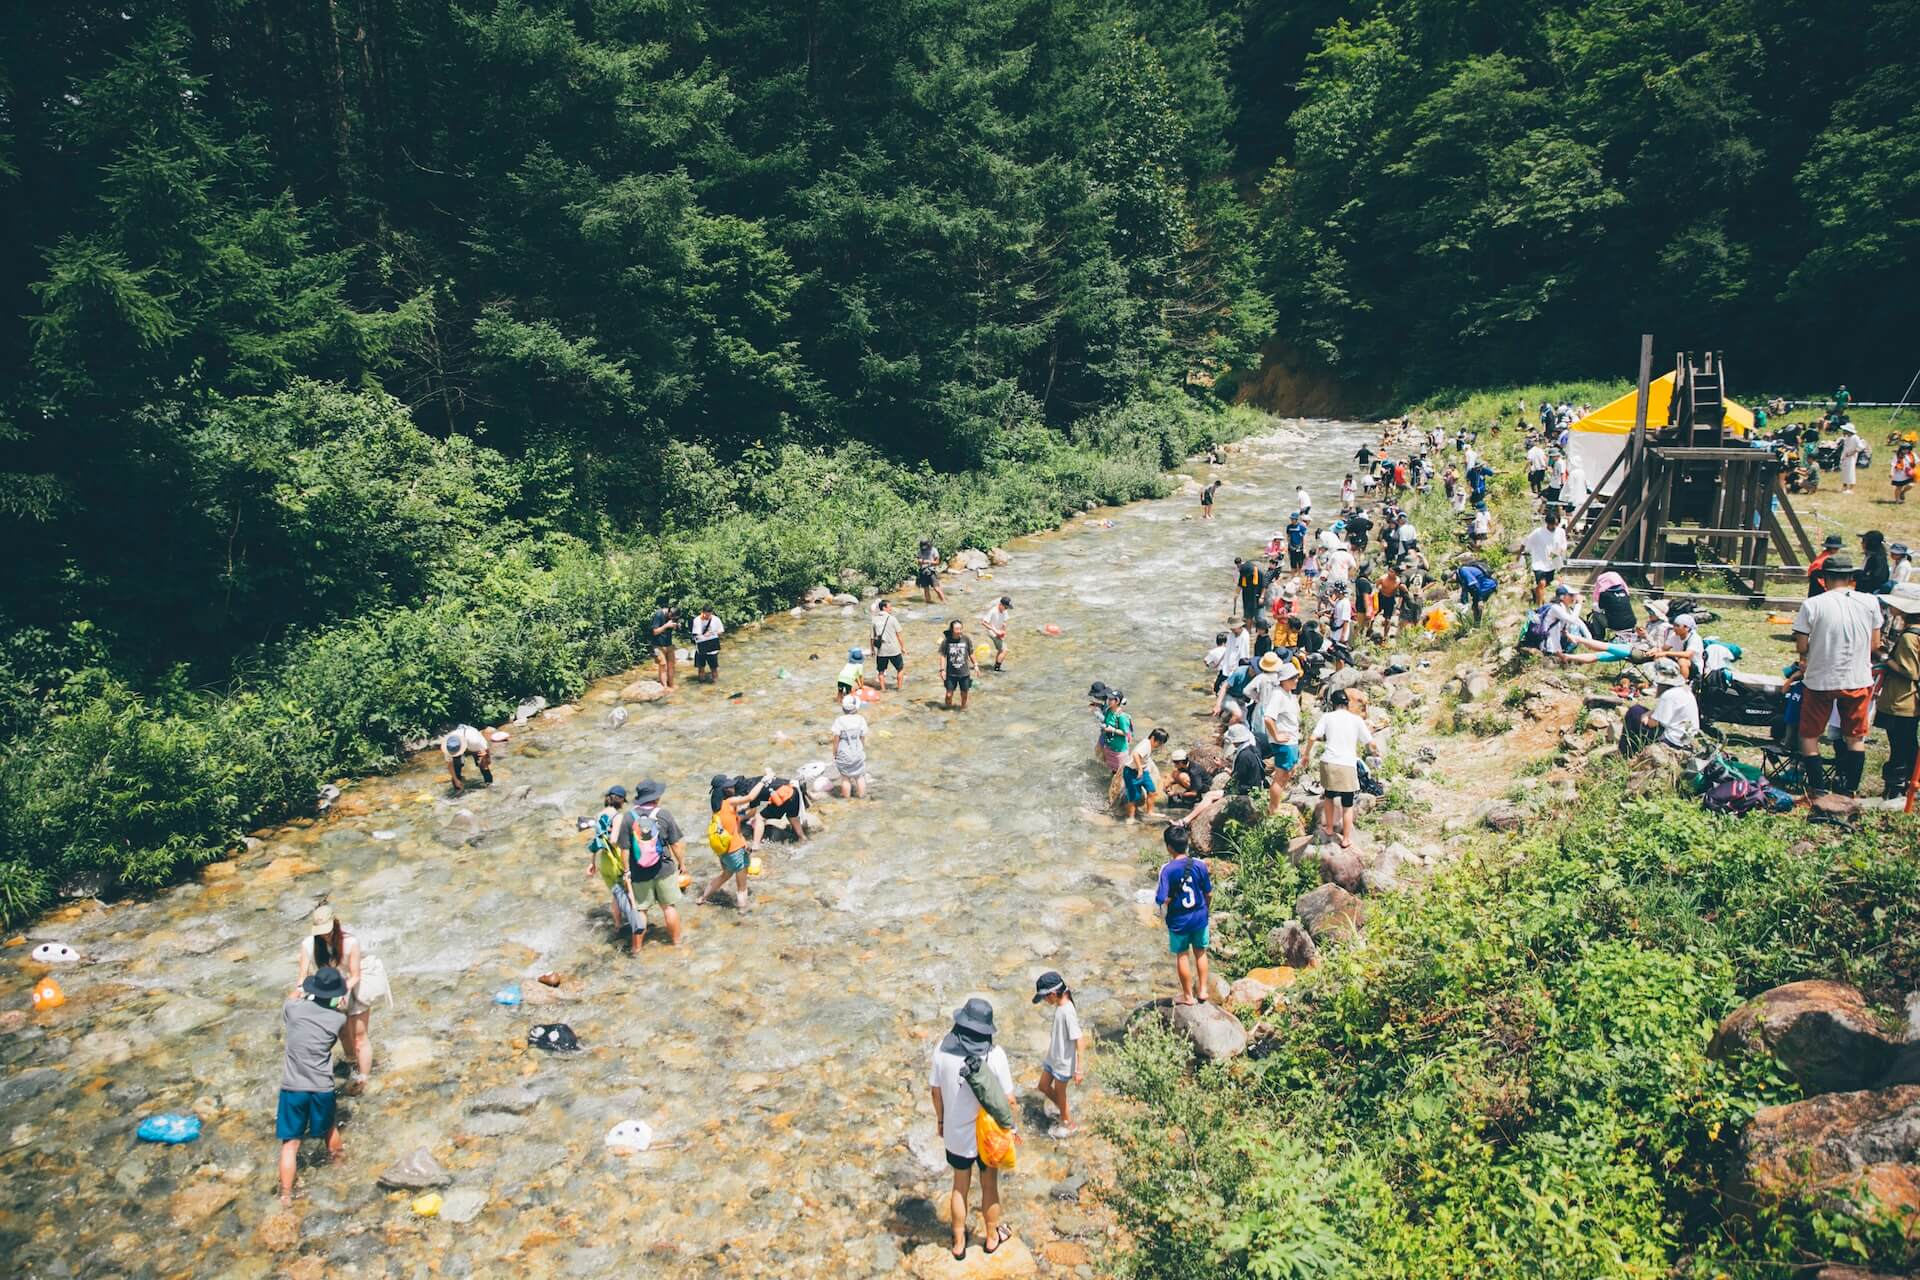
310;904;335;936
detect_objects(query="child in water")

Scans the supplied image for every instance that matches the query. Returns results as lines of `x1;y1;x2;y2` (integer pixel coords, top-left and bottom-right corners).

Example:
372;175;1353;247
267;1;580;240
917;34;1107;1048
1032;971;1085;1138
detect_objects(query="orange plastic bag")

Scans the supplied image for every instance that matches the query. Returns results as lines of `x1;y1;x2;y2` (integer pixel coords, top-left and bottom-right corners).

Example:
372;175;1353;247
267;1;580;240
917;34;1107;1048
975;1111;1017;1172
30;978;64;1011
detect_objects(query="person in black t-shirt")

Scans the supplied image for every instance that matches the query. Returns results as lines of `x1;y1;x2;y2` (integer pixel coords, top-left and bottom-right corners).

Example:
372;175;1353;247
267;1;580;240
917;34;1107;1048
937;619;978;710
649;602;679;689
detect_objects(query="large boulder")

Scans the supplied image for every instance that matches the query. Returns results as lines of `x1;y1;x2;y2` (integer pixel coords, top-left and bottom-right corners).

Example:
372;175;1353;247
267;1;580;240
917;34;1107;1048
1225;977;1276;1011
1460;673;1495;703
950;549;991;572
800;584;834;606
618;678;668;703
1482;802;1528;833
907;1234;1037;1279
1316;846;1364;893
988;548;1012;567
1731;1085;1920;1222
1267;921;1319;969
1170;1000;1249;1061
1295;883;1365;945
1708;981;1903;1095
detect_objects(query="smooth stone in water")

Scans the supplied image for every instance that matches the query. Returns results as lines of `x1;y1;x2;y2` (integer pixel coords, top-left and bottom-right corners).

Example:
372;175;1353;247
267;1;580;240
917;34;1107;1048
151;996;231;1036
462;1111;526;1138
377;1147;453;1190
439;1185;488;1225
468;1084;539;1116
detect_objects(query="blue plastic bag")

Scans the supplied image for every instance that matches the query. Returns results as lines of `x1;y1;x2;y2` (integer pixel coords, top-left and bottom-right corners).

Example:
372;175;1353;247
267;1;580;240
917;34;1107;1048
137;1114;201;1144
493;984;522;1007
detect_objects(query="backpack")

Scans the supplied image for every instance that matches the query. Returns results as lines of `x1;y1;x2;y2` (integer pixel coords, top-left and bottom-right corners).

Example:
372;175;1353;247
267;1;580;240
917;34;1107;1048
1519;605;1552;650
627;812;662;871
1459;565;1497;601
1702;778;1767;814
1585;610;1611;642
1599;585;1637;632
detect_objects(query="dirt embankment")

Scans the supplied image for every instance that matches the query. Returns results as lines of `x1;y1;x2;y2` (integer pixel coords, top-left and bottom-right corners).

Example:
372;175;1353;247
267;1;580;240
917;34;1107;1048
1233;341;1380;418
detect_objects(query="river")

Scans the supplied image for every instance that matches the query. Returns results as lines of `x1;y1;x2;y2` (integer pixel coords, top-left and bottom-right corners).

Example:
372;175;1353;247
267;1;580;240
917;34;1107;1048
0;418;1364;1279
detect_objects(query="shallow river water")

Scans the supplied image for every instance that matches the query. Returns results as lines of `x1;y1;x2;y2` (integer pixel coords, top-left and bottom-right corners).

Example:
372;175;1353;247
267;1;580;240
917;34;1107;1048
0;419;1363;1279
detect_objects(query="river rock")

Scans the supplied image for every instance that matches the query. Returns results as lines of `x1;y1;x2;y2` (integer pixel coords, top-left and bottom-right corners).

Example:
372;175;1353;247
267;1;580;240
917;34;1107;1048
0;1068;61;1110
256;1210;300;1252
1387;686;1420;712
439;1185;488;1225
1708;981;1902;1095
1295;884;1364;945
1461;673;1495;703
168;1179;240;1227
618;678;668;703
801;584;834;606
1731;1085;1920;1219
1267;921;1319;968
1225;976;1274;1010
383;1036;437;1072
907;1234;1036;1279
949;549;991;572
462;1111;526;1138
1317;846;1364;893
151;996;231;1037
377;1147;453;1190
469;1084;539;1116
1171;1000;1249;1061
830;592;860;606
988;548;1011;567
1482;802;1527;833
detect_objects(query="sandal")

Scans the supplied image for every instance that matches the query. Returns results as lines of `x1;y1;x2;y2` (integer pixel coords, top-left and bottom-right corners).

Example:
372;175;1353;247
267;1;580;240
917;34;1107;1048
984;1226;1012;1255
950;1239;968;1262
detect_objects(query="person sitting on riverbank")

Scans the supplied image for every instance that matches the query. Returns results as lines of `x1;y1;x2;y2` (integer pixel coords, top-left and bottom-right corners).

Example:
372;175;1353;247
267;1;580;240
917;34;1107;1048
1161;748;1214;806
441;724;493;793
278;966;347;1206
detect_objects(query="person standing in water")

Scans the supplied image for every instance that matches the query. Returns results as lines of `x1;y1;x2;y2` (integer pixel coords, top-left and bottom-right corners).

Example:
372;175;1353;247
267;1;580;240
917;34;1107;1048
297;905;379;1094
700;774;767;913
870;600;907;690
1199;478;1221;518
691;605;724;684
836;648;867;703
938;619;978;710
614;779;687;952
830;694;871;799
1032;971;1085;1139
917;540;948;604
928;998;1018;1261
649;602;679;690
441;724;493;793
1122;727;1168;822
277;966;347;1205
586;784;630;926
980;596;1013;671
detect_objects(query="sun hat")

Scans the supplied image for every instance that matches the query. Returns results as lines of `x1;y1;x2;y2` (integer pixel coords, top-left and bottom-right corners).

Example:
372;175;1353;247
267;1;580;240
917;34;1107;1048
1259;652;1282;673
1671;613;1697;630
848;648;863;662
1281;585;1297;600
605;783;628;801
947;998;997;1055
1088;681;1112;700
631;779;666;806
309;905;335;936
1822;534;1844;550
442;731;466;758
1841;422;1858;433
1879;582;1920;614
841;694;859;713
1228;616;1245;628
1170;748;1189;763
1273;660;1301;681
1651;658;1686;686
1891;542;1910;556
1032;971;1068;1003
1224;723;1256;748
1819;555;1858;577
302;966;347;1000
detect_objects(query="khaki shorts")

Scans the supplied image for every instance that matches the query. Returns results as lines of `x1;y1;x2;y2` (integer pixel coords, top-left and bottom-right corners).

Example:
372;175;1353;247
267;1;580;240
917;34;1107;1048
629;872;684;909
1319;762;1360;797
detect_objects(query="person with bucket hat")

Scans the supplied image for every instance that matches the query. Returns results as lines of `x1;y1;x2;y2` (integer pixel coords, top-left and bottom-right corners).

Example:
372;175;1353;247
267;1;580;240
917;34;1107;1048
1031;972;1085;1139
1874;582;1920;799
1647;659;1700;750
1792;556;1884;795
613;779;687;951
1890;542;1914;586
835;648;867;702
1808;534;1844;597
928;997;1018;1260
278;965;348;1205
440;723;493;793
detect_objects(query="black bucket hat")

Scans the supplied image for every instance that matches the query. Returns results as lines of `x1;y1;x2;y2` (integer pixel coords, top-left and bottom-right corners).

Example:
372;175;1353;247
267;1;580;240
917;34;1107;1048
631;779;666;806
946;998;997;1056
302;966;347;1000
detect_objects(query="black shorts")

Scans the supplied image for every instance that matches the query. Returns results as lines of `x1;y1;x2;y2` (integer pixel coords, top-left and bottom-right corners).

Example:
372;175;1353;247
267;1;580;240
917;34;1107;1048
875;653;903;672
916;568;938;588
1532;569;1555;585
1289;550;1305;569
945;674;972;693
946;1150;982;1171
1326;789;1357;808
695;643;720;671
837;681;854;696
1528;469;1546;488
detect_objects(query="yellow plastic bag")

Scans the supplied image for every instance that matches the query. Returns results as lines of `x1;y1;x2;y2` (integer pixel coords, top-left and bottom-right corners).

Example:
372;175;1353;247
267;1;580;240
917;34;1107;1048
30;978;64;1011
975;1111;1017;1172
412;1192;442;1217
1422;605;1452;634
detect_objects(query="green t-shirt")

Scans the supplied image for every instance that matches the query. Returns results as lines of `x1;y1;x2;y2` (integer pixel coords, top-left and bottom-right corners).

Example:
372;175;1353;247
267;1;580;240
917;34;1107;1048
838;661;863;687
1101;708;1134;753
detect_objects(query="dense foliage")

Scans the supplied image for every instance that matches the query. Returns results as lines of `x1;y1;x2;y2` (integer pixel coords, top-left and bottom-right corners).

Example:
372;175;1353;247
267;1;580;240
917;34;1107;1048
1106;778;1920;1279
1247;0;1920;395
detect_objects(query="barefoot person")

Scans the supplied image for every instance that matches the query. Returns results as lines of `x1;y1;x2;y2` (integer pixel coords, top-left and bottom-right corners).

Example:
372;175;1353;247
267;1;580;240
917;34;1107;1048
1155;823;1213;1005
870;600;907;690
1303;689;1373;850
441;724;493;793
980;596;1013;671
649;602;679;689
277;966;347;1205
929;998;1018;1261
296;906;379;1094
938;619;978;710
1032;971;1085;1138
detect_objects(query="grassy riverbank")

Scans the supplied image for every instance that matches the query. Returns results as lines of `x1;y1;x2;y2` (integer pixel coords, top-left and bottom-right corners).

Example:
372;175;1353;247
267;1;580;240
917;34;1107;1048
1104;386;1920;1279
0;395;1269;926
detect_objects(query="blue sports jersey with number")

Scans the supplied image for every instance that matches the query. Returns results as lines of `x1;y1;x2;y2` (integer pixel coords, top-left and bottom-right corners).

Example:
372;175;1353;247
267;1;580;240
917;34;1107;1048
1155;857;1212;932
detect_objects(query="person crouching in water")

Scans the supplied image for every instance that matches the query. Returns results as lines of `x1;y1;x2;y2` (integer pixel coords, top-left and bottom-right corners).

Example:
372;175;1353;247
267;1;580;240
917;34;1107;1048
441;724;493;793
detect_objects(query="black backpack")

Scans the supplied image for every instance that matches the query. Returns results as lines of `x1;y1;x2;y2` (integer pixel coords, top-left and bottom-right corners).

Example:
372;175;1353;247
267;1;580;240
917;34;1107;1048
528;1023;581;1053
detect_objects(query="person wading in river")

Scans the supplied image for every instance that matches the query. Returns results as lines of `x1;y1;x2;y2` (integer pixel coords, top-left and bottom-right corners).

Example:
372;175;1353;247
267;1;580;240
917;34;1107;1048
980;595;1013;671
649;602;679;690
917;540;948;604
870;600;907;690
296;905;381;1094
938;618;978;710
700;774;766;912
441;724;493;793
614;779;687;952
1032;971;1085;1139
691;605;724;684
278;965;347;1205
929;998;1018;1261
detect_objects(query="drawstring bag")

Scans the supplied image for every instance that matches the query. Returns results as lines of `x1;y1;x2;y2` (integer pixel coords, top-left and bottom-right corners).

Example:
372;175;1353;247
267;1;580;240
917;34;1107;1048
528;1023;581;1053
355;953;394;1009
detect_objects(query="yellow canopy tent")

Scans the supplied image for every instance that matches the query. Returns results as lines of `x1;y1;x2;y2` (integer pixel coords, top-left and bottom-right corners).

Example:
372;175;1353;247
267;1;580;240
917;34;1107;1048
1566;373;1756;496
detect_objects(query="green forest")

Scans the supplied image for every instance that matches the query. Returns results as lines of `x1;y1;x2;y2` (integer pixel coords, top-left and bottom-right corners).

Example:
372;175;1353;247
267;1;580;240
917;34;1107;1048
0;0;1914;916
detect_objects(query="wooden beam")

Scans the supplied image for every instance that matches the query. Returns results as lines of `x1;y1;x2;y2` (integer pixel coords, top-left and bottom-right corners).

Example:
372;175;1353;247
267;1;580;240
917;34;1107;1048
1648;447;1774;461
1771;476;1815;560
1650;465;1676;590
1661;527;1775;539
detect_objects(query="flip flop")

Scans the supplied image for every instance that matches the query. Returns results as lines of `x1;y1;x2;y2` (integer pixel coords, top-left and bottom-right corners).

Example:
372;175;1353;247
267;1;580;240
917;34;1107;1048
984;1226;1012;1255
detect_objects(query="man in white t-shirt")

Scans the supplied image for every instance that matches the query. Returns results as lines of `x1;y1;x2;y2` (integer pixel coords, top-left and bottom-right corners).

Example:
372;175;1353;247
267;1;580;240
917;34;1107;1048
691;605;725;683
980;596;1013;671
1294;485;1312;517
1652;613;1705;679
1328;583;1354;645
1791;557;1883;794
1522;515;1568;605
441;724;493;793
1259;660;1304;804
1302;689;1375;850
1526;442;1549;494
928;999;1017;1259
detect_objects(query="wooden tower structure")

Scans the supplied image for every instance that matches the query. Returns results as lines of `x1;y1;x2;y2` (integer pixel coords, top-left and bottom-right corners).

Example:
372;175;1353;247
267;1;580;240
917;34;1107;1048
1566;337;1814;603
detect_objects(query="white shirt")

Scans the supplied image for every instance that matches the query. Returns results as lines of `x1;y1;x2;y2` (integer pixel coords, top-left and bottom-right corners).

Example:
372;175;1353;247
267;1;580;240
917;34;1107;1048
1840;434;1863;462
1203;642;1228;673
692;614;724;643
1543;602;1582;654
1319;529;1343;552
1464;446;1478;470
1310;707;1374;768
1263;687;1300;743
1397;521;1418;546
1295;487;1311;511
1651;685;1700;748
1793;589;1883;691
980;604;1009;635
1894;558;1914;585
1222;629;1250;672
1323;548;1355;583
930;1045;1015;1158
1523;525;1568;572
1341;481;1355;503
442;724;488;759
1527;445;1548;471
1471;510;1490;535
1329;596;1353;639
